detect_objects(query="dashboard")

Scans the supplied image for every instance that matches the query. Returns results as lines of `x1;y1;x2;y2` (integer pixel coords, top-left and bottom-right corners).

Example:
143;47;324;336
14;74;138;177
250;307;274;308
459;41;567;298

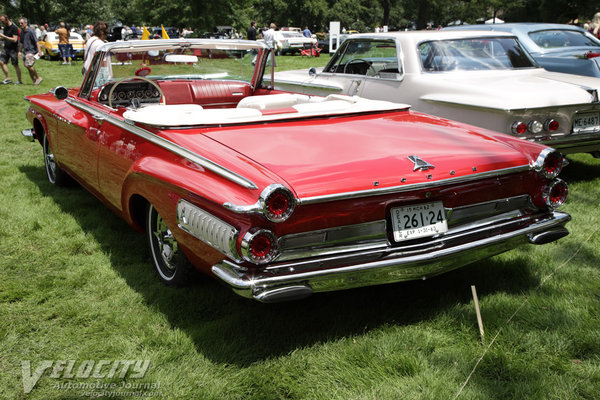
97;81;161;107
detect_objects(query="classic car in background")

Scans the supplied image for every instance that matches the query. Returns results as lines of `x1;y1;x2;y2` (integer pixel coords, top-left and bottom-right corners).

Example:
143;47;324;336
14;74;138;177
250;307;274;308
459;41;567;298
22;39;570;302
39;31;85;60
261;30;317;55
274;31;600;156
444;23;600;78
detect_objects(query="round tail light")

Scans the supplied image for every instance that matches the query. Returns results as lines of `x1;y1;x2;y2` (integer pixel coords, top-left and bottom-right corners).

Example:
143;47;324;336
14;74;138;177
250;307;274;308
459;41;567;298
542;179;568;208
511;121;527;135
533;148;564;179
241;229;278;264
261;184;296;222
528;120;543;134
544;119;559;132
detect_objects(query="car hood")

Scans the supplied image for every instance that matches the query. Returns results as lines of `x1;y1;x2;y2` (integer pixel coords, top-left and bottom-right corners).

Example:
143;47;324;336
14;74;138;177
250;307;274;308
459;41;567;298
198;111;538;199
416;69;597;110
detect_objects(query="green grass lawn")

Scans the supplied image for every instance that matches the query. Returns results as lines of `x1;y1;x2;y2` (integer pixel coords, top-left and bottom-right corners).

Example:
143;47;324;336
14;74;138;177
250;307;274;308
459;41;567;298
1;56;600;400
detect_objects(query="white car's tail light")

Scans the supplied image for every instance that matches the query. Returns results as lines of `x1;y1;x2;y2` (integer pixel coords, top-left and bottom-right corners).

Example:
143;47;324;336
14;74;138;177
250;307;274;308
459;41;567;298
533;148;564;179
528;120;543;134
512;121;527;134
261;184;296;222
544;119;559;132
542;179;568;208
242;229;279;264
586;51;600;59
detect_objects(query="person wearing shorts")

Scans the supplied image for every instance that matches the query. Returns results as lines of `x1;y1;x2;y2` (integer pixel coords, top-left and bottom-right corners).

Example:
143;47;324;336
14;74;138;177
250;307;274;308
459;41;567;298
55;22;71;64
18;17;42;85
0;14;22;84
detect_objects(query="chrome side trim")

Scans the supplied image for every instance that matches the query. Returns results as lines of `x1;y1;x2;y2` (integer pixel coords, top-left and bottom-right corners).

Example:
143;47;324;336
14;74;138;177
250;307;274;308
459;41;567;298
298;165;531;205
273;79;343;93
65;98;258;190
176;200;240;261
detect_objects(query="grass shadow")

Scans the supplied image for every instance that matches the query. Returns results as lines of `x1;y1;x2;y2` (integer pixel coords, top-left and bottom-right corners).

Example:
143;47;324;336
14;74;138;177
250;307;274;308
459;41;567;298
21;164;543;366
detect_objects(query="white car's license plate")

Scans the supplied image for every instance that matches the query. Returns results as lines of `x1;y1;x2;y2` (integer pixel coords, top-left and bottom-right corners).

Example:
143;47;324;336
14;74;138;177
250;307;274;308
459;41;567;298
572;113;600;134
391;202;448;242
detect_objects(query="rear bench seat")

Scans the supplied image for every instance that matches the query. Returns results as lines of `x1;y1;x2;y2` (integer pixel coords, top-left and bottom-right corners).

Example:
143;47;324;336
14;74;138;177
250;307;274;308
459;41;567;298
158;80;253;108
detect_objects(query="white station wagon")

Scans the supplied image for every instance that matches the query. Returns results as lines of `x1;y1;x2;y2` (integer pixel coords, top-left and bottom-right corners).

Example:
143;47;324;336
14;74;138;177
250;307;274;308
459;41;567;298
274;30;600;156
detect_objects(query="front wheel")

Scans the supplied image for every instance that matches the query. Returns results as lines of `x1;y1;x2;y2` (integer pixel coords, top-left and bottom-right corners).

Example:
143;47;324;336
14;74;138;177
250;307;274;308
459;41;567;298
43;134;70;186
146;204;193;286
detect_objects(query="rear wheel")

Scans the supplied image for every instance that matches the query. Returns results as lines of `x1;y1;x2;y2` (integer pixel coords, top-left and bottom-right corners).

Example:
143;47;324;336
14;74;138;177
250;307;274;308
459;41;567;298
43;134;70;186
146;204;193;286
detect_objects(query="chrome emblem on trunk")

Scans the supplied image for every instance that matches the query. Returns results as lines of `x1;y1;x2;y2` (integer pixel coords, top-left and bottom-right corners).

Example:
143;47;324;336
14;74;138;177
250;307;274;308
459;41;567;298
408;155;435;171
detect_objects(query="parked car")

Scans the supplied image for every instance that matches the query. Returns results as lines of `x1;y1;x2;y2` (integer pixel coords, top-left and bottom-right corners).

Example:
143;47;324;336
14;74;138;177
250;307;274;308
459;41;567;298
21;39;570;302
151;26;180;39
274;30;600;156
265;31;317;55
39;31;85;60
444;23;600;78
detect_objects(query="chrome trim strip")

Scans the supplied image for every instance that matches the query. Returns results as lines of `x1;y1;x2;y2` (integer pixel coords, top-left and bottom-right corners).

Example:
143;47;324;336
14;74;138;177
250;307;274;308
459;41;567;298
298;165;531;205
273;79;343;92
211;211;571;300
223;183;297;222
176;200;240;260
65;98;258;190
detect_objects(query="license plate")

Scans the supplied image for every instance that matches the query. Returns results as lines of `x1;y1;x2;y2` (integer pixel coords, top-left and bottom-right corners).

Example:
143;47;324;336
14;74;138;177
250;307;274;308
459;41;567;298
572;113;600;134
391;202;448;242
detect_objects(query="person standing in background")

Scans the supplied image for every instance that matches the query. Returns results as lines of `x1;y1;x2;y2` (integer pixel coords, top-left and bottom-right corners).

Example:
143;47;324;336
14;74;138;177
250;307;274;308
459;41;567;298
247;21;257;41
82;21;108;75
0;14;22;84
589;12;600;38
262;23;277;67
18;17;43;85
55;21;71;64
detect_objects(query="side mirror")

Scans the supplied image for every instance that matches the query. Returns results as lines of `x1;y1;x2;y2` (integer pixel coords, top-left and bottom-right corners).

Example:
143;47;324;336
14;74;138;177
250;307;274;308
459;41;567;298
53;86;69;100
309;67;317;77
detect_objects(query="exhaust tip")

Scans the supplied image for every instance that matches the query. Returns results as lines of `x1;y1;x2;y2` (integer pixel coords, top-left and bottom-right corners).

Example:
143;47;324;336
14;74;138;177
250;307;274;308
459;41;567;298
528;228;569;245
254;285;313;303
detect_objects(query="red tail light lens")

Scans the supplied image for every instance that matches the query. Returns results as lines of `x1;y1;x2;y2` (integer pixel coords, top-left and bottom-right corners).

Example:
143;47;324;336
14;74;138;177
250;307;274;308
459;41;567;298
542;179;568;208
586;51;600;59
511;121;527;134
534;149;564;179
544;119;559;132
267;191;290;218
241;230;278;264
261;184;296;222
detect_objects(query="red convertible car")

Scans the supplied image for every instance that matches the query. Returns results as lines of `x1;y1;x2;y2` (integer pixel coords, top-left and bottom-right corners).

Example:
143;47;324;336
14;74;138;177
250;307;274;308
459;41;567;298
22;39;570;302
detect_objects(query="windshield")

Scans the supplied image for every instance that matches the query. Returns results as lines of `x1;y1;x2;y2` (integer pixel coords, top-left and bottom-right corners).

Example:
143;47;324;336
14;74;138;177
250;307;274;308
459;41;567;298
529;29;600;49
91;46;256;89
282;32;304;38
324;39;400;76
419;37;536;72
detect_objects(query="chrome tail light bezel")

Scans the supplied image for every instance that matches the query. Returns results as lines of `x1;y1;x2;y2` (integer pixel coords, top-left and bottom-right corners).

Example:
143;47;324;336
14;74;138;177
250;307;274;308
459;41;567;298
260;184;297;223
533;148;565;179
542;179;568;209
241;229;279;264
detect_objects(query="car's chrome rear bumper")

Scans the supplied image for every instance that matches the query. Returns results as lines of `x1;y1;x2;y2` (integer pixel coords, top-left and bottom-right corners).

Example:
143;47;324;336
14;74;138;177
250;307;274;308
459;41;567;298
211;210;570;302
540;133;600;154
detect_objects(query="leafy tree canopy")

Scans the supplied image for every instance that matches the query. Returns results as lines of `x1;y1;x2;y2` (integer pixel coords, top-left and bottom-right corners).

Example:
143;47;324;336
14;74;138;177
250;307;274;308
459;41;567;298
4;0;597;34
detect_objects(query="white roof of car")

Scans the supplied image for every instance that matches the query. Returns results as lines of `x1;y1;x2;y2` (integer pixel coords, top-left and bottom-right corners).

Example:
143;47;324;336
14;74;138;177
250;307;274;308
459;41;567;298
44;31;84;40
348;30;517;42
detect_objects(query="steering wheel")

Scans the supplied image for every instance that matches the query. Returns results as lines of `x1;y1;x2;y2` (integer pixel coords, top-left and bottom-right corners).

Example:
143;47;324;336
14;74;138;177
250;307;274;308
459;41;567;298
343;58;376;75
107;76;166;109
